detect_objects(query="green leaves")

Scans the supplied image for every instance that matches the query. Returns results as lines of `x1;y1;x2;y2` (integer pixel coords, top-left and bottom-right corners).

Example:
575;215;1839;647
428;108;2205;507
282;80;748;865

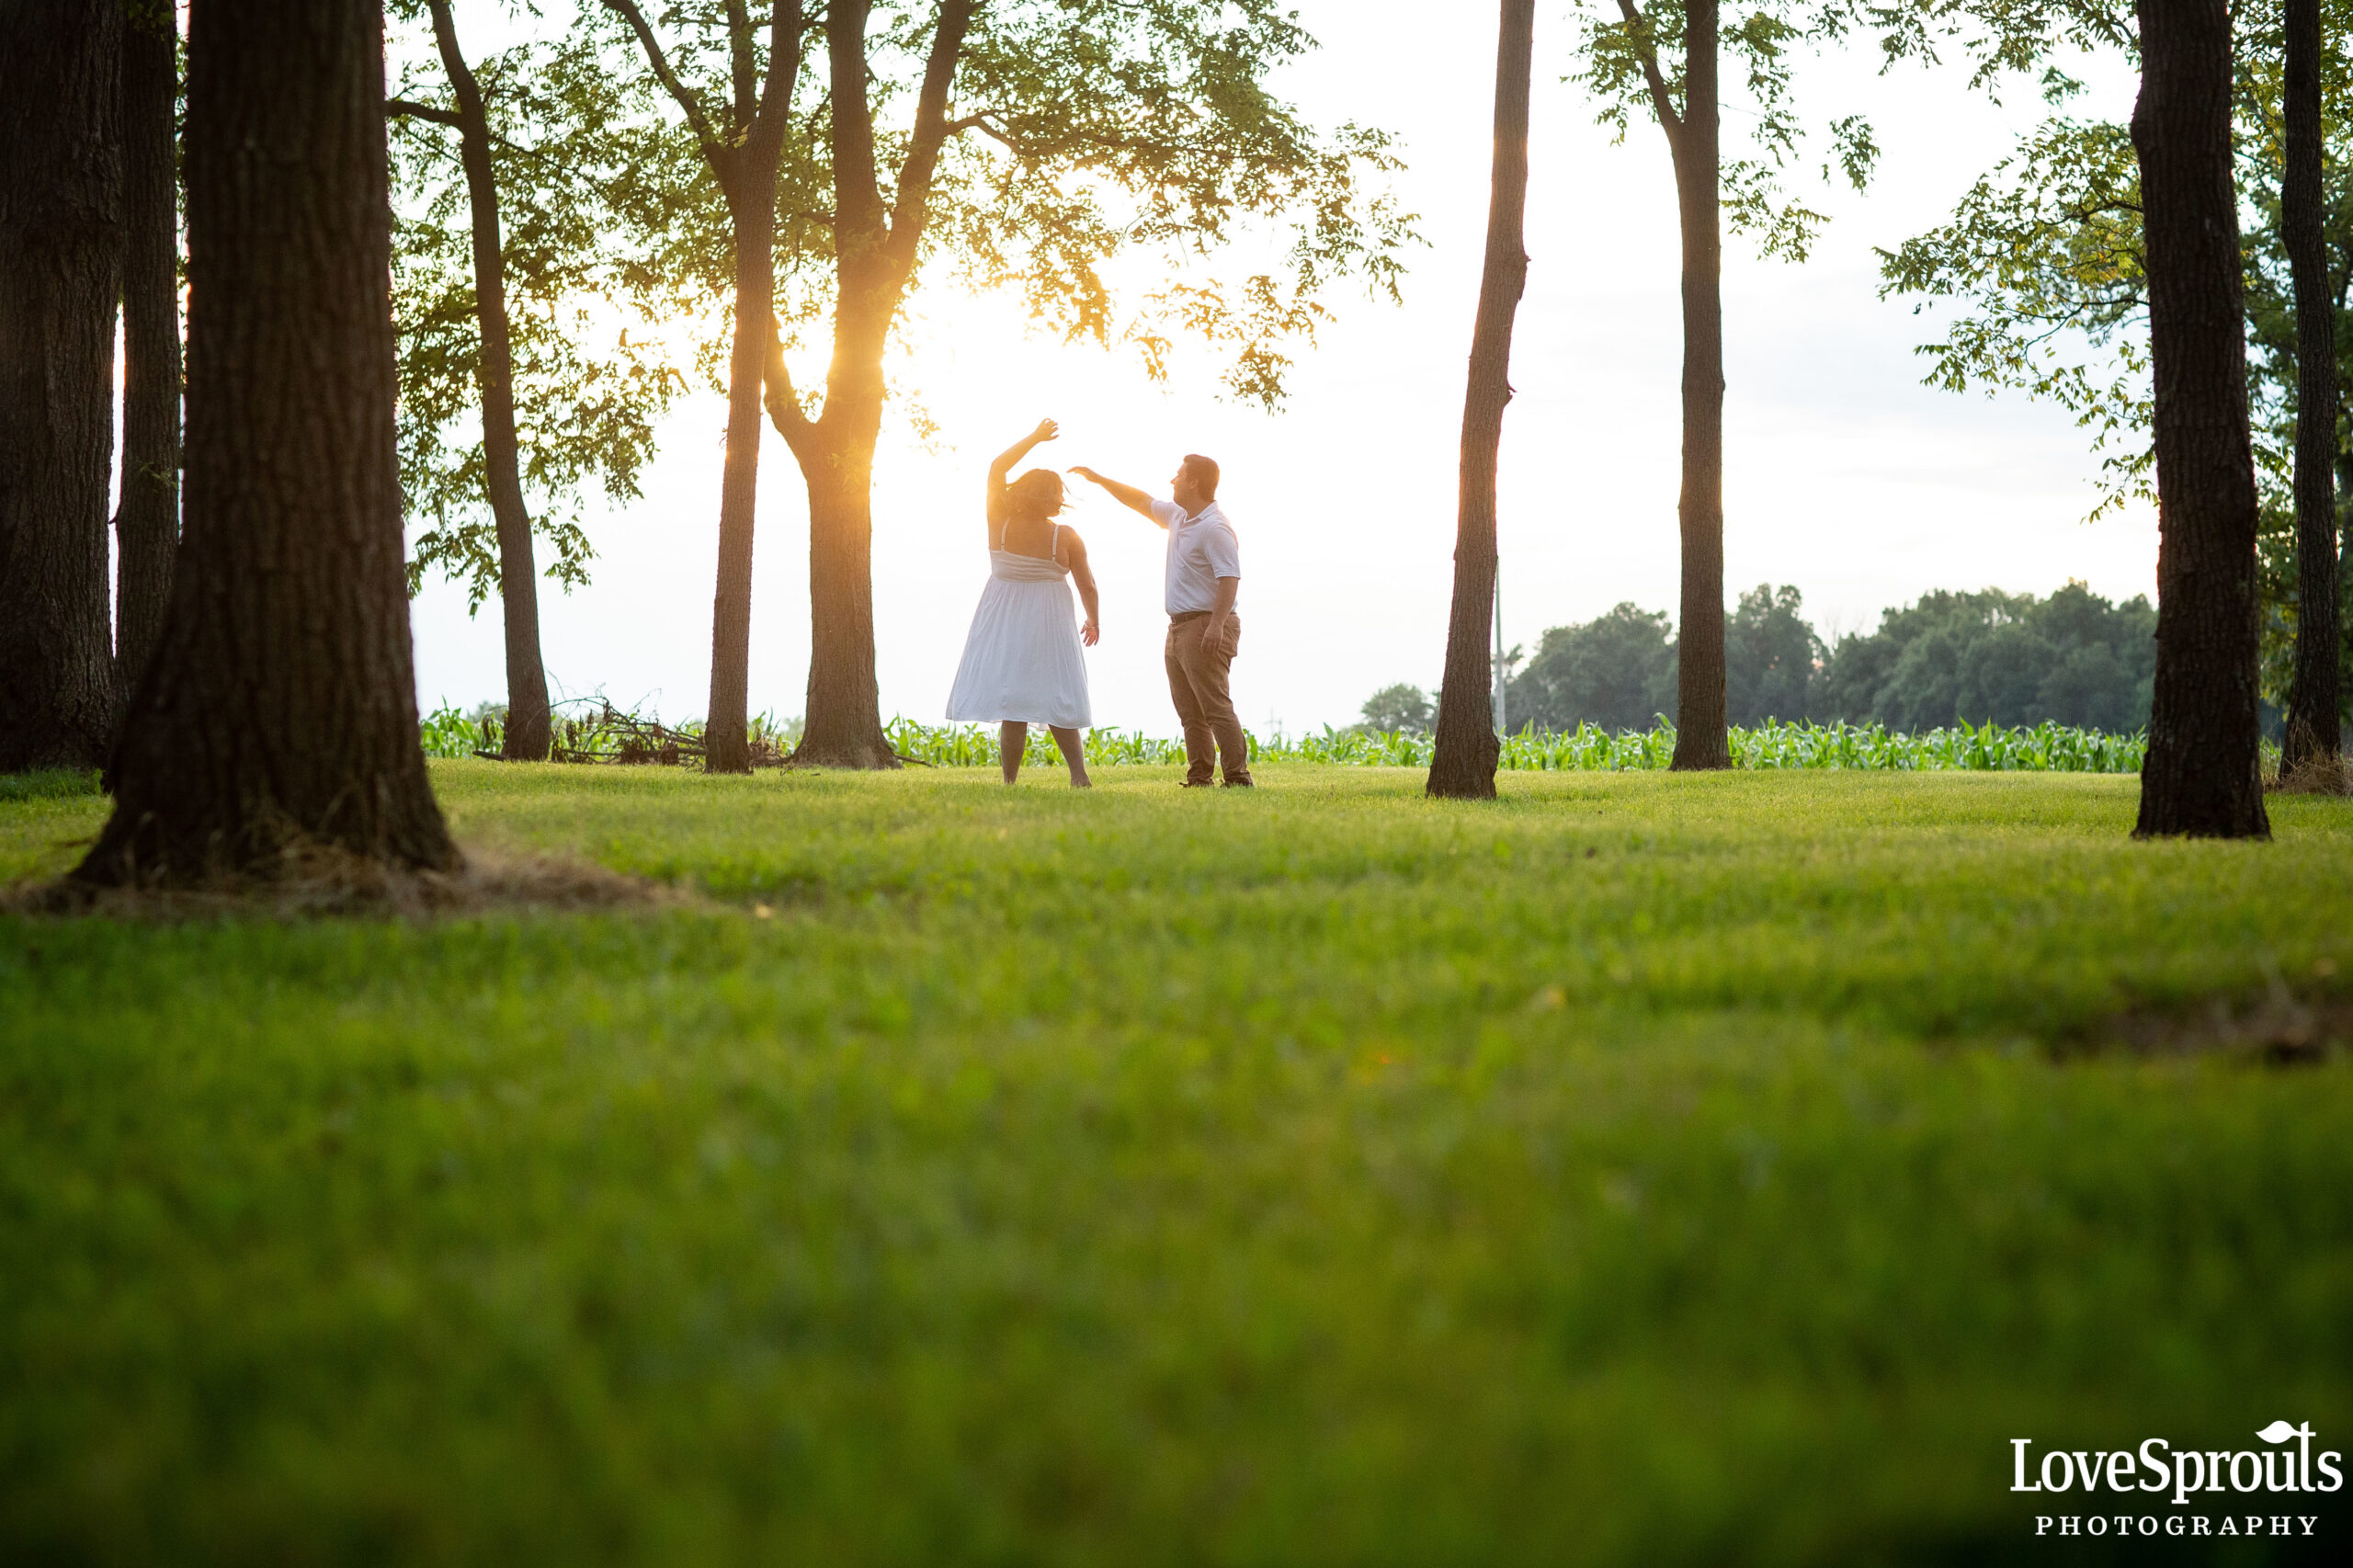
1570;1;1928;265
391;4;702;608
580;0;1415;416
1881;0;2353;534
891;0;1415;408
1875;117;2154;519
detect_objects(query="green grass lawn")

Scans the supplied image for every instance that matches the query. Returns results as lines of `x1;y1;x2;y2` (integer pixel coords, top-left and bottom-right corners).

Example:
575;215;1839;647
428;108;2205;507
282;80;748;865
4;762;2350;1564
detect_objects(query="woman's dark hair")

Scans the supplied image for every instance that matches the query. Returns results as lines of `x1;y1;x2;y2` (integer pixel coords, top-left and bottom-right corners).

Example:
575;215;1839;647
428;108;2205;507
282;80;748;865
1006;467;1065;520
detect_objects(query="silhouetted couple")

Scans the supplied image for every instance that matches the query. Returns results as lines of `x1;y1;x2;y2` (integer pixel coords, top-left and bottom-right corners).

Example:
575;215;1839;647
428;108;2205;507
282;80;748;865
946;419;1253;789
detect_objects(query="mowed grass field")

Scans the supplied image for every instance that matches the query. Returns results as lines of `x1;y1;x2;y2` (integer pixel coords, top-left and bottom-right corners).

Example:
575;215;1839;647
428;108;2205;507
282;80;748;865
3;762;2350;1565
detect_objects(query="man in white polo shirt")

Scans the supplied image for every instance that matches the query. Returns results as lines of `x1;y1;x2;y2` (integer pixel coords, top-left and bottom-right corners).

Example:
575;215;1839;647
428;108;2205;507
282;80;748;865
1070;453;1252;787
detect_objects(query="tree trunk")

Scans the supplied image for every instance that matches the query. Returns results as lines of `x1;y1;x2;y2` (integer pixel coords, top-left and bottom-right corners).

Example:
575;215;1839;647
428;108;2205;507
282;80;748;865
74;0;458;885
606;0;801;772
1669;0;1730;770
794;413;900;768
1427;0;1534;801
706;195;779;774
2130;0;2269;838
426;0;551;761
2281;0;2341;767
113;1;180;696
785;0;915;770
0;0;122;773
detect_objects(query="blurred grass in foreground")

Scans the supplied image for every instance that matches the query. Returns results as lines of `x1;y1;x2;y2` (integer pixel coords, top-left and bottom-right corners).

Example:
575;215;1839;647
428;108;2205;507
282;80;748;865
1;764;2347;1564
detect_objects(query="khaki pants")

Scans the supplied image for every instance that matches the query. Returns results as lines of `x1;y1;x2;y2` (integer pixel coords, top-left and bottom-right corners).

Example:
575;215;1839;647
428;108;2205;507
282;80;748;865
1165;611;1251;785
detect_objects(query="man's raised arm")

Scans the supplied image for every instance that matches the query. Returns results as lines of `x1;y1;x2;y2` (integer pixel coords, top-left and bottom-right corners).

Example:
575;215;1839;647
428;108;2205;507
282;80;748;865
1070;466;1160;522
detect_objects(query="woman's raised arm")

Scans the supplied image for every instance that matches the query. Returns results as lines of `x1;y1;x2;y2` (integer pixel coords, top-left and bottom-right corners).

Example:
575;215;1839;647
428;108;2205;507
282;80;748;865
985;419;1058;540
988;418;1059;494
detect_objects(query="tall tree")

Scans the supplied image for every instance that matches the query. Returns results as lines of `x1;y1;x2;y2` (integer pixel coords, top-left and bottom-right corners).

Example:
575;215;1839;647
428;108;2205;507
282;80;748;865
766;0;957;769
1578;1;1893;769
1428;0;1535;801
389;0;557;760
595;1;1407;769
2281;0;2342;766
602;0;803;774
75;0;458;885
113;0;181;694
1614;0;1722;767
0;0;122;773
386;5;684;748
2131;0;2270;838
1881;6;2353;726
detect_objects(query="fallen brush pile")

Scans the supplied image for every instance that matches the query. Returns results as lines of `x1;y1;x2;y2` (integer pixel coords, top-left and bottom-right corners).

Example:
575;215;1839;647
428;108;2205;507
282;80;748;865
422;702;798;767
418;707;2175;774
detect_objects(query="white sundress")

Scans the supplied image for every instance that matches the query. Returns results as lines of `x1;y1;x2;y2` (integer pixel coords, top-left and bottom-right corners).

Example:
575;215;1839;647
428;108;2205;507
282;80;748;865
945;530;1092;729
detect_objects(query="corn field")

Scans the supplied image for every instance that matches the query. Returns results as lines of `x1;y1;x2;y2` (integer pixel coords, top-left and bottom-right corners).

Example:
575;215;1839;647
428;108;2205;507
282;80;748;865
420;708;2158;774
891;718;2154;772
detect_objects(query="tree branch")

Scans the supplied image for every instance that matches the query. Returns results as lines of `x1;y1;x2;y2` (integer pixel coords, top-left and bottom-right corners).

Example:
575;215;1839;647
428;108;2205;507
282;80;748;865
1615;0;1682;151
387;97;464;128
727;0;758;133
828;0;886;244
763;311;816;448
600;0;723;159
746;0;804;165
885;0;978;277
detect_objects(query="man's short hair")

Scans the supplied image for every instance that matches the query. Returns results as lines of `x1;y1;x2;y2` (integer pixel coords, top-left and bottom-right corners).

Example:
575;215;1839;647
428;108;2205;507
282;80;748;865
1183;453;1220;501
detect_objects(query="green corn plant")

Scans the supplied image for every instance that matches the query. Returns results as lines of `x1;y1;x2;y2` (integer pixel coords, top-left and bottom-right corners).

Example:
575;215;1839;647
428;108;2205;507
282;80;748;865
434;712;2153;775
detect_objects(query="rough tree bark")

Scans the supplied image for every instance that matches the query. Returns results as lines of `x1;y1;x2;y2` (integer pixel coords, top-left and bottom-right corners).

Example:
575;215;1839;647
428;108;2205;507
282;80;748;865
425;0;553;761
113;0;180;695
607;0;801;773
792;423;894;768
74;0;459;885
1427;0;1535;801
1667;0;1728;767
0;0;123;773
2281;0;2341;767
2130;0;2270;837
1620;0;1729;768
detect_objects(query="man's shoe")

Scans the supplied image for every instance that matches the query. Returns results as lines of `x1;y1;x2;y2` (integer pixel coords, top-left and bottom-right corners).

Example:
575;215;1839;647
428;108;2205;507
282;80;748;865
1222;777;1255;788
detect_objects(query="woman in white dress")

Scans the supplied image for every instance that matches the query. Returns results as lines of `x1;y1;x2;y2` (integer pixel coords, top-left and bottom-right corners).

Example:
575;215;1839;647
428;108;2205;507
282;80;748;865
946;418;1101;787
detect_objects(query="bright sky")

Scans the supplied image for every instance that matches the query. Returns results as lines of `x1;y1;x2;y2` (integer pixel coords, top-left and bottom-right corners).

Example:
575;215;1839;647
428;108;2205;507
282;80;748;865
406;3;2154;736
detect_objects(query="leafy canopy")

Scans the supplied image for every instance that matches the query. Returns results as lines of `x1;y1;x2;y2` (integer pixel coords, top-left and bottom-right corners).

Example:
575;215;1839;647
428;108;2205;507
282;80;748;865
1501;580;2158;733
1567;1;1961;264
1877;1;2353;704
1876;111;2152;517
579;0;1416;418
1879;1;2353;517
1358;683;1434;736
389;1;697;609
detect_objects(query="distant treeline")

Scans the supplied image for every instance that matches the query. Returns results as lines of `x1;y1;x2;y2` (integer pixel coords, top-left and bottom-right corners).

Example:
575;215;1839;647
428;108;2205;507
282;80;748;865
1363;582;2169;736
